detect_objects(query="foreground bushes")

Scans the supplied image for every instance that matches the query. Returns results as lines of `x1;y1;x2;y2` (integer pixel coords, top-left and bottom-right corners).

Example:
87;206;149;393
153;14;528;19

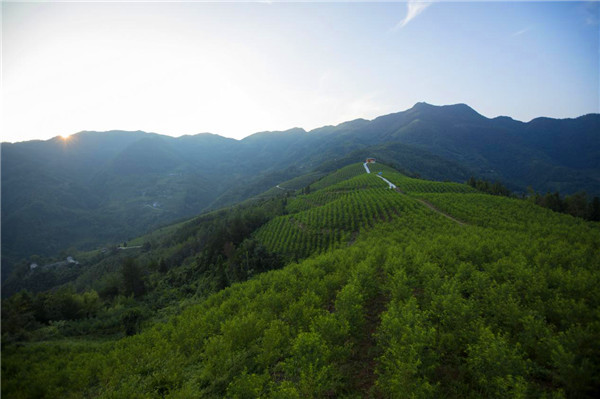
3;169;599;398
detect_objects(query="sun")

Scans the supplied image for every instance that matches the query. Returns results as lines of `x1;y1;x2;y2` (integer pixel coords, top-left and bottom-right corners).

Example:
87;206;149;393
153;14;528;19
60;134;71;140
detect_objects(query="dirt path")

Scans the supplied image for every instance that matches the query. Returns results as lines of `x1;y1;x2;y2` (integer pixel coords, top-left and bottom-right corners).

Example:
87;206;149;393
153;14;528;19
367;171;466;226
391;187;466;225
414;197;466;225
351;267;387;398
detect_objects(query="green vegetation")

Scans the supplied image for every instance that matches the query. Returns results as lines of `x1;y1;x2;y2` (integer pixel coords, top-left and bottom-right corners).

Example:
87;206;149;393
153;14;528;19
467;176;512;196
310;162;368;191
256;185;420;260
1;197;289;341
5;105;599;278
368;168;478;194
2;162;599;398
527;190;600;222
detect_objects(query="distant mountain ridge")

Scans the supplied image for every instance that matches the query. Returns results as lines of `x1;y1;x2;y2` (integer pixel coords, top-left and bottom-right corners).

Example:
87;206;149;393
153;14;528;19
2;102;599;270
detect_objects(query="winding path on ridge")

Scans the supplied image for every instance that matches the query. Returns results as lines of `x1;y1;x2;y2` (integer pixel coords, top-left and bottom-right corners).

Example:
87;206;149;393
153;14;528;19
363;162;466;226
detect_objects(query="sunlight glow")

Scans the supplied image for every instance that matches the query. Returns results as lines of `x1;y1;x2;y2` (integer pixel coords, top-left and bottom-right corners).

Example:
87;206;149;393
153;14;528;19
2;2;598;142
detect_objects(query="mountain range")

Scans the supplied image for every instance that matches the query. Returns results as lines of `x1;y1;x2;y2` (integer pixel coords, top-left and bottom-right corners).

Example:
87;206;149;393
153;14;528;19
2;102;599;272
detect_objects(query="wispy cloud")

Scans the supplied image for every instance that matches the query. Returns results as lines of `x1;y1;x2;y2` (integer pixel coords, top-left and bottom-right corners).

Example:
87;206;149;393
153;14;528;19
511;27;532;37
391;1;432;31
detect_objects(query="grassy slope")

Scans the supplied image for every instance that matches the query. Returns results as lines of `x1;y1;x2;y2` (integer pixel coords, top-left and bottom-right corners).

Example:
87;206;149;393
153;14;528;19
3;163;599;398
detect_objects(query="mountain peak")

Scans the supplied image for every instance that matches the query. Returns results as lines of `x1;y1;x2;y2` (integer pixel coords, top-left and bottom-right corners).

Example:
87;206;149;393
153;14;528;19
412;101;435;109
408;102;485;120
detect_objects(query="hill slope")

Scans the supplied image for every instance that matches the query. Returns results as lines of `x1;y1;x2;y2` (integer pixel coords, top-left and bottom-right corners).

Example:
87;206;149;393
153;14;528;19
2;163;598;398
3;103;599;273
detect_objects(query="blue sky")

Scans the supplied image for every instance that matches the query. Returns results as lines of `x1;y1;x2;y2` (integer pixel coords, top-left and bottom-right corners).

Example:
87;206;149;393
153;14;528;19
2;1;599;142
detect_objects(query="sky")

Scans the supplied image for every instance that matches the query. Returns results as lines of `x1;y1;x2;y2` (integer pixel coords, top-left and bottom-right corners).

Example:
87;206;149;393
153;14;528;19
2;0;599;142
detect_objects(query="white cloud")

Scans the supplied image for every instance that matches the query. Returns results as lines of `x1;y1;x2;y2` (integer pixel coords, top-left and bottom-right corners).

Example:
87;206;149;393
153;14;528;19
511;27;531;37
391;1;432;31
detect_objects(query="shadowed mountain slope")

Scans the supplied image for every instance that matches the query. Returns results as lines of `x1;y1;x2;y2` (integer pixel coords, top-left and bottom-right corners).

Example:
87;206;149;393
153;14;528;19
2;103;598;270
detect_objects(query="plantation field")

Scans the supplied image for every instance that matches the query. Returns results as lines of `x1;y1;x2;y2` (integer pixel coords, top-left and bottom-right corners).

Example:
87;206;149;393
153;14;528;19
251;185;287;199
285;190;354;213
256;187;425;259
417;192;598;235
3;162;599;398
363;162;398;175
277;172;325;190
310;162;367;191
370;169;477;194
322;172;388;191
254;172;326;200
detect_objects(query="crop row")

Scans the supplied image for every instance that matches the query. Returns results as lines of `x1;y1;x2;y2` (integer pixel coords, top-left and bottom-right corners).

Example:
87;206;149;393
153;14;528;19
286;191;351;214
323;173;388;191
278;172;325;190
400;180;476;193
255;188;419;259
417;192;599;244
370;171;476;194
310;163;367;191
364;162;398;175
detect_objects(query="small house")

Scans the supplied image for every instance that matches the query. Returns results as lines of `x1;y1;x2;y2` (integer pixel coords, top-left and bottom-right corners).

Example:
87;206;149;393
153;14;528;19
366;158;376;164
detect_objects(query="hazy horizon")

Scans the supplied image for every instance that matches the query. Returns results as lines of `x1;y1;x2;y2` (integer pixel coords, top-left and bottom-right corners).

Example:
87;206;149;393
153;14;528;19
3;0;599;143
3;99;599;145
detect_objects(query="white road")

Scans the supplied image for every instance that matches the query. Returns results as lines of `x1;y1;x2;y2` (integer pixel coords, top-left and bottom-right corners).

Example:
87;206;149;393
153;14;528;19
363;162;395;189
364;162;464;225
376;174;396;189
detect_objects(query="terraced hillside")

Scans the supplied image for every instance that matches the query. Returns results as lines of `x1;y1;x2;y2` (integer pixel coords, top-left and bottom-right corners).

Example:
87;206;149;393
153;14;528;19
3;163;599;398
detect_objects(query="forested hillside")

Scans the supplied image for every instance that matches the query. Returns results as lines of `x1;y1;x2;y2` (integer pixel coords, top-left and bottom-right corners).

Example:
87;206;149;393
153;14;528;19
3;103;599;277
3;162;598;398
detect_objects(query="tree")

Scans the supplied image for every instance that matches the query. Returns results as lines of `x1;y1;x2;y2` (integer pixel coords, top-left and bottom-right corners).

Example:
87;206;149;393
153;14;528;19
80;290;101;318
98;273;121;299
565;191;588;218
158;258;168;273
1;290;37;337
589;197;600;221
121;258;145;297
121;308;142;336
542;192;563;212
